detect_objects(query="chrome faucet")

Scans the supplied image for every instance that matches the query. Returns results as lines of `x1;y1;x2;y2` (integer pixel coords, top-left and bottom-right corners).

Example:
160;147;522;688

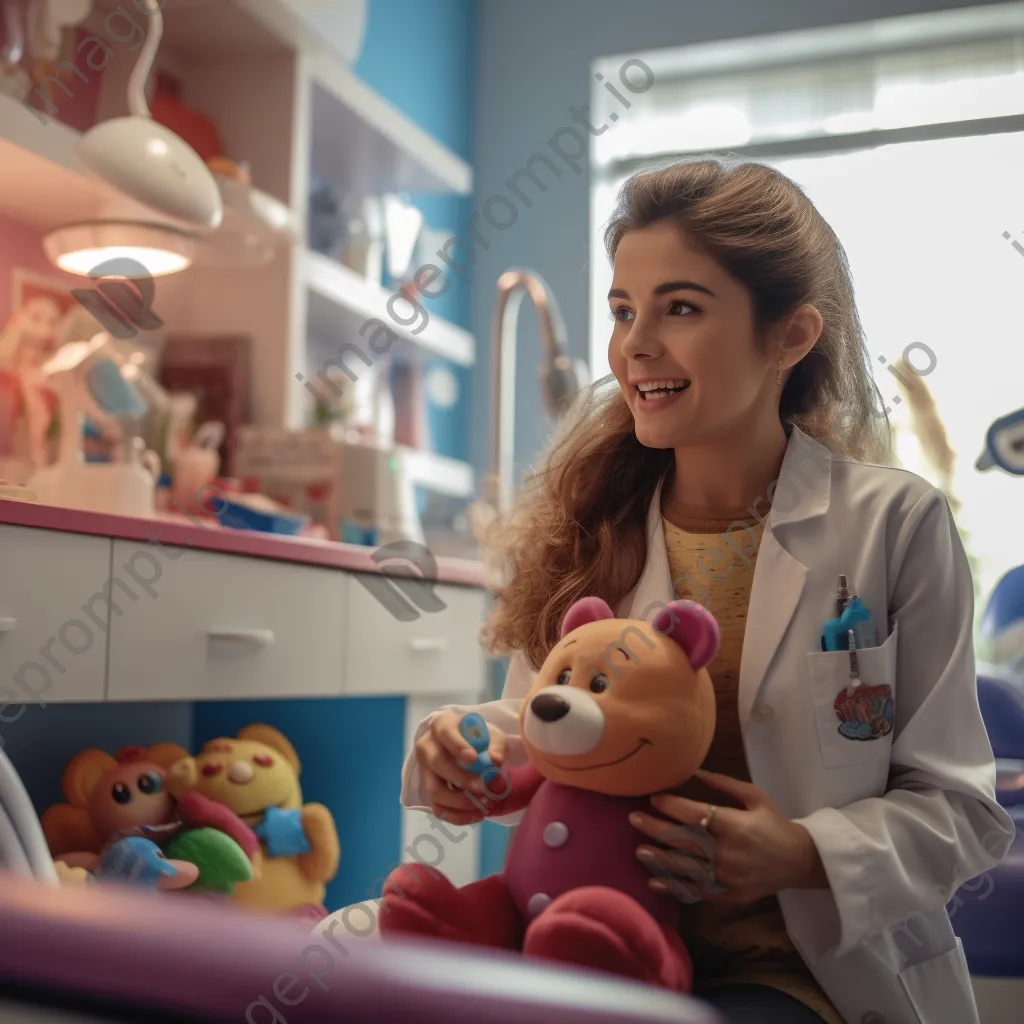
485;269;584;513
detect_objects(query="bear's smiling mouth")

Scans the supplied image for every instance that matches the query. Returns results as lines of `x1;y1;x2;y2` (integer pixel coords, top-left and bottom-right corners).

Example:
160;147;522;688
546;738;652;771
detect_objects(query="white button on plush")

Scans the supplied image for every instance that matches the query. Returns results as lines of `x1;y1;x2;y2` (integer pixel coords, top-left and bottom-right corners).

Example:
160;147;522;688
527;893;551;916
543;822;569;848
228;760;255;783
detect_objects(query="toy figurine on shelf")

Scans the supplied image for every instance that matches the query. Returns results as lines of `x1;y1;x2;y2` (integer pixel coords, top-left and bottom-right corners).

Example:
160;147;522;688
0;295;63;481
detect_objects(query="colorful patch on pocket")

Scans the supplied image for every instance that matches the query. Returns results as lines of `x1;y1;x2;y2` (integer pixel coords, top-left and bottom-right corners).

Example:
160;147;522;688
834;683;894;741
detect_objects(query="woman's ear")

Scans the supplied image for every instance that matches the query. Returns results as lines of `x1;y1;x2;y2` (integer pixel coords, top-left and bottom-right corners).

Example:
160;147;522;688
560;596;615;637
777;303;823;373
652;600;720;670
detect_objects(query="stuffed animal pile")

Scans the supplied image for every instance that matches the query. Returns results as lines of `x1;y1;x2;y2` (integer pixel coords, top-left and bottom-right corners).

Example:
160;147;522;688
41;725;340;918
379;597;720;993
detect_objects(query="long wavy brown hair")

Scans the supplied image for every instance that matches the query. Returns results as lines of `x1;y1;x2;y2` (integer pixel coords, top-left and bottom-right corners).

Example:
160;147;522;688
480;157;891;670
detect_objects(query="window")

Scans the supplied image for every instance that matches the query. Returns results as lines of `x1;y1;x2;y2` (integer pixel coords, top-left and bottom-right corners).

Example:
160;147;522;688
588;3;1024;608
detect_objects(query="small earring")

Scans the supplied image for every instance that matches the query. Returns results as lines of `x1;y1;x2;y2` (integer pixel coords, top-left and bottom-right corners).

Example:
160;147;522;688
776;361;782;386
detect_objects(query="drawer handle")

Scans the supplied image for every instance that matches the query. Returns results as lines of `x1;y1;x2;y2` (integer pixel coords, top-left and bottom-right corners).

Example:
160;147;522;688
409;637;447;653
0;617;16;633
207;629;275;646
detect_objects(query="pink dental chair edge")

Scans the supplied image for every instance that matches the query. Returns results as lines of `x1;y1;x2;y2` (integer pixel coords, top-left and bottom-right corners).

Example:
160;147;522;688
0;869;724;1024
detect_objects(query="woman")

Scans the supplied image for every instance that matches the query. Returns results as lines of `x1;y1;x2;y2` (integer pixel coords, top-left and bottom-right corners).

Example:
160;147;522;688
400;158;1014;1023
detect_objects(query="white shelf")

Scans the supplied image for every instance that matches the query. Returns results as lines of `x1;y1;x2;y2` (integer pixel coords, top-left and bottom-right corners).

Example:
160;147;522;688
307;54;472;196
304;249;475;366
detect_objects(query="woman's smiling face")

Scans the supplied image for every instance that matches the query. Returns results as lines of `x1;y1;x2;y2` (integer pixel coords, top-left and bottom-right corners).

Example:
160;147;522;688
607;221;776;450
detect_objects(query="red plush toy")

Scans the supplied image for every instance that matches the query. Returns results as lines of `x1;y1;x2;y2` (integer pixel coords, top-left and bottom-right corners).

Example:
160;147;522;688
380;597;720;992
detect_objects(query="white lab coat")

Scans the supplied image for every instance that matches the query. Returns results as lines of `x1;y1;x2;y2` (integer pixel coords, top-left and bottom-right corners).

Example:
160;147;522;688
401;425;1016;1024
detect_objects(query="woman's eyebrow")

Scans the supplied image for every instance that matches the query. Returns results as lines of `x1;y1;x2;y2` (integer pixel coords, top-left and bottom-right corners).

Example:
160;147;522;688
608;281;716;300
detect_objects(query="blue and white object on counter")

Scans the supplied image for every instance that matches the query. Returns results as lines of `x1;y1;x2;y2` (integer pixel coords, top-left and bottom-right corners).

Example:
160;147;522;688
218;494;308;536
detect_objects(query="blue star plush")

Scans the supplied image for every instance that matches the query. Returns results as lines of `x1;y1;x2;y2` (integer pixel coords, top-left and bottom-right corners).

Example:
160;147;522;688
254;806;311;858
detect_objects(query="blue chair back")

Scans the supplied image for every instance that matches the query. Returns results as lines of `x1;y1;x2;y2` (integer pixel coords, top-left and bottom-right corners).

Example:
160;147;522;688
977;667;1024;759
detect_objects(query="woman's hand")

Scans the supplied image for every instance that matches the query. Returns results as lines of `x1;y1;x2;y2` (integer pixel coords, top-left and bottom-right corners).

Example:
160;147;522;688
630;770;830;906
415;711;507;825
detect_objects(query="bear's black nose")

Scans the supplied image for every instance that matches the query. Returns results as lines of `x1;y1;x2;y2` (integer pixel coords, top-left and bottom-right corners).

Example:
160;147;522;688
531;693;570;722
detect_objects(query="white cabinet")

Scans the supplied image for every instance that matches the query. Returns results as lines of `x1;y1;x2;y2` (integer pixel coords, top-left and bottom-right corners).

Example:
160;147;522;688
345;574;487;697
0;526;110;704
106;541;349;701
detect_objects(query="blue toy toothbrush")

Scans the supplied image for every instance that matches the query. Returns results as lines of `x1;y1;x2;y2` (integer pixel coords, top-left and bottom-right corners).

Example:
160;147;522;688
458;713;494;774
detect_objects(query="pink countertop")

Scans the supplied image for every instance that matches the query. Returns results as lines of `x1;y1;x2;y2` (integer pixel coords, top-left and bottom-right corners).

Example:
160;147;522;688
0;498;486;588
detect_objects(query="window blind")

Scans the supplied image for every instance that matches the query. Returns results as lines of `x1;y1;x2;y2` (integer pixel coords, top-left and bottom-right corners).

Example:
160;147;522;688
591;28;1024;171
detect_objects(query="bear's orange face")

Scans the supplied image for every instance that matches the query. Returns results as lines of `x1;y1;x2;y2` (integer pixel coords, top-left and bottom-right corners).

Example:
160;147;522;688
519;598;718;796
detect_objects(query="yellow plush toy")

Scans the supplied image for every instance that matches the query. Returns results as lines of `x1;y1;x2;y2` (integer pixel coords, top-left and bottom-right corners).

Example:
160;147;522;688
165;725;339;919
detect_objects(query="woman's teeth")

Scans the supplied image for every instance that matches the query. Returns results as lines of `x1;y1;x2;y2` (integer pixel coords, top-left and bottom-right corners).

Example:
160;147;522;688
637;380;690;401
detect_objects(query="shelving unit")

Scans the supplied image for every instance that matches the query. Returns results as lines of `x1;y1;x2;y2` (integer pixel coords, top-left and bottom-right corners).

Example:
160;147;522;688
0;0;477;496
305;250;475;367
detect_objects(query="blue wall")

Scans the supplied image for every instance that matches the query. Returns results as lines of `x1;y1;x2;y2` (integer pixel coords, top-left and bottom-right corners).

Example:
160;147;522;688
358;0;476;465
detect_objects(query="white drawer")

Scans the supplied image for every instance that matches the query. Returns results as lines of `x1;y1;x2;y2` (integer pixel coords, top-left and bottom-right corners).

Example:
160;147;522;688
107;541;348;700
0;525;110;704
345;574;486;696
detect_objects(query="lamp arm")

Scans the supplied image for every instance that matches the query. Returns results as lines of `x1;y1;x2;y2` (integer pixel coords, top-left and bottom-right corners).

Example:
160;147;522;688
127;1;165;119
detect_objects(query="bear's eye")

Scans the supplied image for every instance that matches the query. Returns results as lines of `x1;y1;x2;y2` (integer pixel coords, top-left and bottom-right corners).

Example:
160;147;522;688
556;670;571;685
111;782;131;804
136;771;162;795
590;674;609;694
253;754;273;768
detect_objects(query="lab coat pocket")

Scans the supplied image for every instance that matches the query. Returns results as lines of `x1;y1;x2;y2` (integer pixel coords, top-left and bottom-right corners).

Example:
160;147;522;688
806;623;898;770
898;939;978;1024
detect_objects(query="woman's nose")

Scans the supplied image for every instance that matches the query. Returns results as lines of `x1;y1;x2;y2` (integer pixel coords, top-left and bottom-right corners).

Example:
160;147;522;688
617;317;662;361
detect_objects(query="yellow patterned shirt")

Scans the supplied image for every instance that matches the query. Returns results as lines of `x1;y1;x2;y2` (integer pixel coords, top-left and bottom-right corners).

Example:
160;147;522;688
662;501;843;1024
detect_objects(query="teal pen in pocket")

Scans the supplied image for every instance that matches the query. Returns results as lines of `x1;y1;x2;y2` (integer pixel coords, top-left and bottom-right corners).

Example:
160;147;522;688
822;595;876;651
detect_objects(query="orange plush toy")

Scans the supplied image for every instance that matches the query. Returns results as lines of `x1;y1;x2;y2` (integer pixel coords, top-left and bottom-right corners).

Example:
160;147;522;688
41;744;260;883
380;597;720;992
42;744;191;862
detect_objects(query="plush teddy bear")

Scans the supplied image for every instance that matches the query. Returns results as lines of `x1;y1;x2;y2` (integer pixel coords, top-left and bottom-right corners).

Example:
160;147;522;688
165;724;340;918
41;744;260;894
379;597;720;992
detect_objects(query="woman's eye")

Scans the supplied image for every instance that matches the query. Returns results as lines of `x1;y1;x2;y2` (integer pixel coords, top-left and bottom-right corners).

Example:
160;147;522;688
590;674;610;694
609;306;634;322
556;670;572;685
668;300;696;316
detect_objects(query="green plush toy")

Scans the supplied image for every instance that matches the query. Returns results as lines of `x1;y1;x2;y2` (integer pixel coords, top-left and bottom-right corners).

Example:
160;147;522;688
163;827;254;895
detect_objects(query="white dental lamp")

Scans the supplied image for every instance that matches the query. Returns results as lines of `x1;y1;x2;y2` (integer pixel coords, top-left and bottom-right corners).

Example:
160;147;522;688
43;0;222;280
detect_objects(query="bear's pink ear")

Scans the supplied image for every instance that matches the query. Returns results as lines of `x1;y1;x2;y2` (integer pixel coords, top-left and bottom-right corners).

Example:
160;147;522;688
652;600;720;670
560;597;615;637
